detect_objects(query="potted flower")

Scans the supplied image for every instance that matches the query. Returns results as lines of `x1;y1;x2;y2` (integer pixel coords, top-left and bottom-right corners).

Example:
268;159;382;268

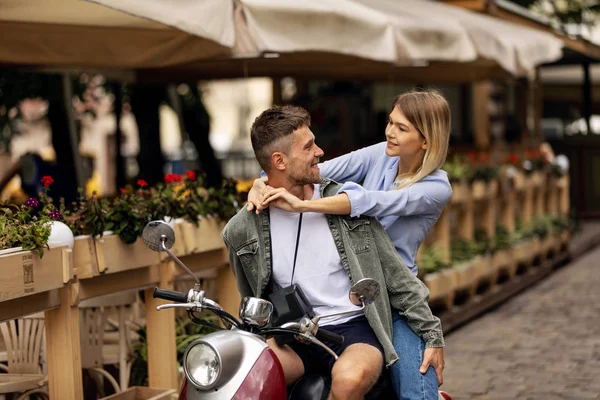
500;153;525;192
468;152;500;200
443;157;473;204
522;149;548;187
451;238;485;296
418;246;457;308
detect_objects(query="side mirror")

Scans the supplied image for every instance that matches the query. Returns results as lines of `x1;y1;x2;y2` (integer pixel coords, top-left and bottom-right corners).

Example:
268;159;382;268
239;297;274;328
142;220;175;252
349;278;380;306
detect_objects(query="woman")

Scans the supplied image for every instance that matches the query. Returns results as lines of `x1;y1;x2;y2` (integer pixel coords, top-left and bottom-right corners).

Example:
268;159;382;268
248;89;453;400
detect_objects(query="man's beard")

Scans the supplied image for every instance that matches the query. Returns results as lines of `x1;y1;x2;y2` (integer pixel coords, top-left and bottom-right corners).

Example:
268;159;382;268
288;166;321;185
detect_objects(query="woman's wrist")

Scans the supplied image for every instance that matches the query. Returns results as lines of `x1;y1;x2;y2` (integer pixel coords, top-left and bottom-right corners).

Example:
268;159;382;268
299;200;312;213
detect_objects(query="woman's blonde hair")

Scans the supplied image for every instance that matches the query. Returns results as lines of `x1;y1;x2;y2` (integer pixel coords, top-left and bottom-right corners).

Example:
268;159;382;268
393;89;450;189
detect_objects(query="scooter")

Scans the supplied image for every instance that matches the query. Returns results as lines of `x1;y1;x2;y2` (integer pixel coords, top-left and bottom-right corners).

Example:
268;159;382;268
142;220;390;400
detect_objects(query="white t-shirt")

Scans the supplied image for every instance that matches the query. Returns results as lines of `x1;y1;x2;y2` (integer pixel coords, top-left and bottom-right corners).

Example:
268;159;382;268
269;184;362;326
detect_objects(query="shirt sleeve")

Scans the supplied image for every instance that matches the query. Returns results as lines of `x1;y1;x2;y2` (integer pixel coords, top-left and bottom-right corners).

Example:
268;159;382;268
370;219;445;347
318;142;387;183
339;176;452;218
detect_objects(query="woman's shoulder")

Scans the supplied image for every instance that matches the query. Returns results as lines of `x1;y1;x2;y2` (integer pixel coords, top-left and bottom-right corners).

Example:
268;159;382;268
417;169;453;203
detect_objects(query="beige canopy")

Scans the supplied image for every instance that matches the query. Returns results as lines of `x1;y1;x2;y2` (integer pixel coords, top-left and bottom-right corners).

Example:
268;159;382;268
0;0;233;68
0;0;563;77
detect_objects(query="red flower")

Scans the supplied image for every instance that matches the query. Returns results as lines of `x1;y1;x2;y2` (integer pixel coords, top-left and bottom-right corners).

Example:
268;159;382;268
120;188;129;194
507;153;520;166
479;152;490;163
185;170;196;181
137;179;148;188
467;151;478;162
165;173;183;184
41;175;54;188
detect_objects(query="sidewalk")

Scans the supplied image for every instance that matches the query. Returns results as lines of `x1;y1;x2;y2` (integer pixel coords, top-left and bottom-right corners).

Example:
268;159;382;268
441;223;600;399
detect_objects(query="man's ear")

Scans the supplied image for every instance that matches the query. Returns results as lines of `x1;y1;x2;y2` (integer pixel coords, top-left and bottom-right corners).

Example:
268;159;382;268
271;151;287;171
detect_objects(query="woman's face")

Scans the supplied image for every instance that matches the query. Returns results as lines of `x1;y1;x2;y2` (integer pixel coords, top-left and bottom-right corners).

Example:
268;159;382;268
384;106;426;158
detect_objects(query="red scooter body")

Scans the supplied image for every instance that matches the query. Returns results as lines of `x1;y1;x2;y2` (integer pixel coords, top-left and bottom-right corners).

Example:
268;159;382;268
232;348;286;399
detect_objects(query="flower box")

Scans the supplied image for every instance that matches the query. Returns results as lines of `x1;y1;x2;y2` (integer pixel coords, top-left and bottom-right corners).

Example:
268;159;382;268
555;176;569;189
0;246;69;302
472;180;498;201
72;236;100;279
100;386;176;400
424;268;458;302
94;234;161;275
471;180;487;200
512;171;526;191
450;181;470;204
529;172;546;187
179;217;226;255
454;257;484;292
513;239;538;265
560;231;571;248
477;254;496;284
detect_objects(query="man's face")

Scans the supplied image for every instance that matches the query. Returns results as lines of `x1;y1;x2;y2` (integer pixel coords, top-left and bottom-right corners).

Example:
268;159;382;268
286;125;324;185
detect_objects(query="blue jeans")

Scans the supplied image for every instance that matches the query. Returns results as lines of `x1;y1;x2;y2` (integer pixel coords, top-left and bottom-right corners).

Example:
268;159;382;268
390;312;439;400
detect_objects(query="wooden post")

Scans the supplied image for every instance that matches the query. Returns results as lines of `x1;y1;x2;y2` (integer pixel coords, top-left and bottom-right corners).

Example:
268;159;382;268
546;183;559;216
534;184;545;218
472;81;490;150
216;266;242;319
457;199;475;242
521;185;534;224
501;187;516;233
434;208;451;266
145;261;178;391
44;283;84;400
561;177;570;216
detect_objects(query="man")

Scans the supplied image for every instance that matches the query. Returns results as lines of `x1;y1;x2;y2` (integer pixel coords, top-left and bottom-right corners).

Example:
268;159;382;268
221;105;445;400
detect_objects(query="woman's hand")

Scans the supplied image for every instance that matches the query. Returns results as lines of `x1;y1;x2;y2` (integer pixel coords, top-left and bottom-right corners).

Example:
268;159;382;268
246;177;268;214
261;187;306;213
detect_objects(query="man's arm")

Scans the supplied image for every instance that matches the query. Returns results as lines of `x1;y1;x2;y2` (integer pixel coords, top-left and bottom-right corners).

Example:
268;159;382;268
370;222;444;347
221;233;254;298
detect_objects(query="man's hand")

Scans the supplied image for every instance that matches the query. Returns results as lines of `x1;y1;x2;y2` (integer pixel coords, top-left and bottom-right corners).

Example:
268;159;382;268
420;347;445;386
246;177;268;213
261;187;306;212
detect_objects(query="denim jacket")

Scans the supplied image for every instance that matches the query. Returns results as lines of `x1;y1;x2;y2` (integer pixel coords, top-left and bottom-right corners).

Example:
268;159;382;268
221;178;444;367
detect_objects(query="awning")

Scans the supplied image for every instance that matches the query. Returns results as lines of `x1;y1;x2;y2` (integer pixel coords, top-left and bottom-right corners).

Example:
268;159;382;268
1;0;564;77
0;0;233;68
355;0;563;75
239;0;477;64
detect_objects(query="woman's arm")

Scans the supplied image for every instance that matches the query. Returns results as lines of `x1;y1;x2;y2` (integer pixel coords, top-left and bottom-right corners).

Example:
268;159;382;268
261;175;452;218
339;178;452;218
318;142;387;183
261;188;352;214
248;142;386;212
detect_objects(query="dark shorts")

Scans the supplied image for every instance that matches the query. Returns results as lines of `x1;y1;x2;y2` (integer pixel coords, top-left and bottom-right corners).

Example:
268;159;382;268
288;315;384;375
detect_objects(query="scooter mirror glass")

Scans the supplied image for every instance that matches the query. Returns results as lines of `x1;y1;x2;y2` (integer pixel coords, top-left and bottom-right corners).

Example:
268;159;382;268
349;278;380;306
142;221;176;252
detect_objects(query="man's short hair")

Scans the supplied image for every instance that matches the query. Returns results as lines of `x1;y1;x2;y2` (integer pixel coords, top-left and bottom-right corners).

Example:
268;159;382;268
250;105;311;172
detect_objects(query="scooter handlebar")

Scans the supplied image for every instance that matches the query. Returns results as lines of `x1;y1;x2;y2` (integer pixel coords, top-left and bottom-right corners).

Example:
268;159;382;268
153;287;188;303
316;328;344;346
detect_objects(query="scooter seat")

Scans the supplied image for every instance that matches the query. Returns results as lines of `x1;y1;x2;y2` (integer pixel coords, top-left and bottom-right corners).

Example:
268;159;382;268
288;374;330;400
288;370;397;400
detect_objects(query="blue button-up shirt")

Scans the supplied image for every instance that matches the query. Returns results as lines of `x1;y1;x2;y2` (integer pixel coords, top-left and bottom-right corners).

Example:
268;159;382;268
319;142;452;275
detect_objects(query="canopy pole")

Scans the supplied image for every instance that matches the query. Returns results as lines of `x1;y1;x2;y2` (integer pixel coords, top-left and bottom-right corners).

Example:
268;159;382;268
62;73;85;189
582;61;592;135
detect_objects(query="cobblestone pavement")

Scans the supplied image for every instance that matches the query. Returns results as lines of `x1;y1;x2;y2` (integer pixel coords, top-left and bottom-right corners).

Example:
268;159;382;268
441;245;600;400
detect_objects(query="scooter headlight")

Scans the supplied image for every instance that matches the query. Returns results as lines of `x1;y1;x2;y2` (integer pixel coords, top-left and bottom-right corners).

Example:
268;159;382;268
184;342;221;389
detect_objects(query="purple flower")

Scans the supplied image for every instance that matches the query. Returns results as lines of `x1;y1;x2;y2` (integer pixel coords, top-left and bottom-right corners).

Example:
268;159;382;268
25;198;39;208
47;210;63;221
